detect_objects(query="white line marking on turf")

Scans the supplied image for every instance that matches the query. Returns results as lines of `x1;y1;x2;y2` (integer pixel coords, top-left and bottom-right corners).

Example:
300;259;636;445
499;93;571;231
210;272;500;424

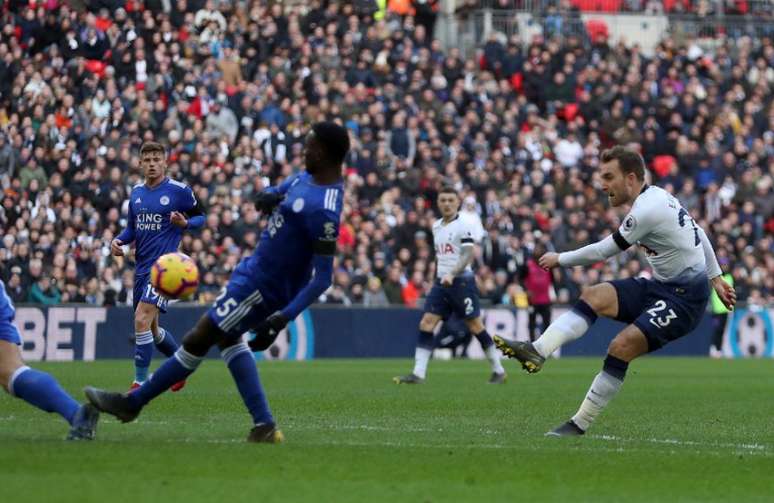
591;434;768;452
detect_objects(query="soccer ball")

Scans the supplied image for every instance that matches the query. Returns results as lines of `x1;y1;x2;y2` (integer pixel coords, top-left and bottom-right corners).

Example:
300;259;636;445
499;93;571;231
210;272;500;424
150;252;200;300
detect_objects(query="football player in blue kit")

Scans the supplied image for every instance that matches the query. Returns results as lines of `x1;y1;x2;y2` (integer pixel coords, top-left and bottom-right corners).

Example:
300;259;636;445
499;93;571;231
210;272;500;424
0;280;99;440
85;122;349;443
111;142;205;391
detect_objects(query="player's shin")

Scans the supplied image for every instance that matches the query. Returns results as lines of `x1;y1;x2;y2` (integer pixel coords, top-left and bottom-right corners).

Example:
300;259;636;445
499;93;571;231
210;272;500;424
412;330;434;379
154;327;179;357
9;366;80;425
134;330;154;383
533;300;597;358
129;348;202;408
222;342;274;426
570;355;628;432
474;330;505;374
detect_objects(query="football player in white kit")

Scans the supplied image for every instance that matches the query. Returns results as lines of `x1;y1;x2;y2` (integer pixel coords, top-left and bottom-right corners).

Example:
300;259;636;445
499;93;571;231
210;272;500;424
394;186;506;384
495;146;736;436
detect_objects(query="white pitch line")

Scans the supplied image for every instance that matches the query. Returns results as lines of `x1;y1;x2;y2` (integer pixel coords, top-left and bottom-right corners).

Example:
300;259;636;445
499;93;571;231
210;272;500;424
591;434;769;452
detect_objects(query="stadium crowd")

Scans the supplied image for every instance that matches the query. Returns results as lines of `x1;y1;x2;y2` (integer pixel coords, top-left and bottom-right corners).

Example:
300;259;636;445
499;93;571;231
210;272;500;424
0;0;771;312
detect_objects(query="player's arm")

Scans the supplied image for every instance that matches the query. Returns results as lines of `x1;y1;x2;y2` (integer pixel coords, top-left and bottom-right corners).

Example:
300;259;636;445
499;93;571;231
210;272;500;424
441;231;475;286
698;226;736;310
171;189;205;230
254;174;297;213
541;208;653;269
248;209;338;351
112;196;136;255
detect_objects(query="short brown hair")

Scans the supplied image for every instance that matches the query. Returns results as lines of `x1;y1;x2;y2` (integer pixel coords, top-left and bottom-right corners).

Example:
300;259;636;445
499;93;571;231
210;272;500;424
438;185;458;197
600;146;645;181
140;141;166;157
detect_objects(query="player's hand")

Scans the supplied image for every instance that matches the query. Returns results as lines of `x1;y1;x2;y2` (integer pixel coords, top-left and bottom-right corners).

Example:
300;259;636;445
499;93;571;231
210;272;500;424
538;252;560;270
111;239;124;256
254;191;284;214
170;211;188;228
711;276;736;311
440;274;455;287
248;311;289;351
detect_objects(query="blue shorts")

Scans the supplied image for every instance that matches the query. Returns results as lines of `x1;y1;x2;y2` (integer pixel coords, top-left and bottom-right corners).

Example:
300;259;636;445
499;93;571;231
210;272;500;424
208;261;276;338
610;274;710;352
134;273;169;313
424;276;481;320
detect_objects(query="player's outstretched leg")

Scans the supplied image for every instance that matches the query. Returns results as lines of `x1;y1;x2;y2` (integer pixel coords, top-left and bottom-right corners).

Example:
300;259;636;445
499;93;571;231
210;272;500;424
1;341;100;440
547;325;646;437
466;318;506;383
219;340;283;443
86;315;218;423
496;292;606;373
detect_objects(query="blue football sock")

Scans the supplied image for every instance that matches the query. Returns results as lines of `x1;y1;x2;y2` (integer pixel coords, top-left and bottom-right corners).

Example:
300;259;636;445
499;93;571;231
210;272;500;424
222;342;273;425
129;348;202;408
134;330;154;383
474;329;494;350
10;366;80;425
155;327;179;358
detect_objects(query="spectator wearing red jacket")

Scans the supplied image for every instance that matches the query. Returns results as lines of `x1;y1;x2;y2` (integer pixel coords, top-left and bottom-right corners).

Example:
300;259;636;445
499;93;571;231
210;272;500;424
520;244;554;342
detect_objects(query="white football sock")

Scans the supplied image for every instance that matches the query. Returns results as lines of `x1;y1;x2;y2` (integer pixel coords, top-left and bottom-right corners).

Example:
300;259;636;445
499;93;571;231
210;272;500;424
571;371;623;431
533;310;591;358
486;345;505;374
412;347;432;379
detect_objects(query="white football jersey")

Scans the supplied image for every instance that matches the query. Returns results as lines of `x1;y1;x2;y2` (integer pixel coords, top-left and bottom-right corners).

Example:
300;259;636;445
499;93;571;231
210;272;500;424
617;186;706;281
433;214;475;278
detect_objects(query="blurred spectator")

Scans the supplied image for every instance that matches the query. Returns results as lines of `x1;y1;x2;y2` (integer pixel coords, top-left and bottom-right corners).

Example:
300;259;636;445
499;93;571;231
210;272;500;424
0;2;769;312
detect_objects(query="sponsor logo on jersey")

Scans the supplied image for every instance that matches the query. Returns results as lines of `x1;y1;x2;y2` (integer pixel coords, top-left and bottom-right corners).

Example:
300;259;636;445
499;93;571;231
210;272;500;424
436;243;455;255
136;213;164;231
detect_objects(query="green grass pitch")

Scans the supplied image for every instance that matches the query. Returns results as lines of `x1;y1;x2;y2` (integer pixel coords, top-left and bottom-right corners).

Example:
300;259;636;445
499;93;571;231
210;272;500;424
1;358;772;502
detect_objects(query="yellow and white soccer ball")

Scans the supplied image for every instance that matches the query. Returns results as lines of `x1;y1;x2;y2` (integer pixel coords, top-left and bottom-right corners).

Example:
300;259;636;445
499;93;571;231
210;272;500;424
150;252;200;300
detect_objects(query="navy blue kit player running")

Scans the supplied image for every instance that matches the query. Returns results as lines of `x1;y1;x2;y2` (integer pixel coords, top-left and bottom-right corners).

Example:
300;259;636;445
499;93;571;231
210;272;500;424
85;122;349;443
494;146;736;436
112;142;205;391
394;186;506;385
0;280;99;439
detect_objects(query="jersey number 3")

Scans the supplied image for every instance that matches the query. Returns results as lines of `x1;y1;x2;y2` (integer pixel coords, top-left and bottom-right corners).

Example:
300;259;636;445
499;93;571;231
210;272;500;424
647;300;677;328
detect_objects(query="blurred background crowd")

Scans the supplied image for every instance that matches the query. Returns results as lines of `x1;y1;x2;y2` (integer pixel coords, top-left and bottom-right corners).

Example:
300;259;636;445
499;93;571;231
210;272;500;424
0;0;771;311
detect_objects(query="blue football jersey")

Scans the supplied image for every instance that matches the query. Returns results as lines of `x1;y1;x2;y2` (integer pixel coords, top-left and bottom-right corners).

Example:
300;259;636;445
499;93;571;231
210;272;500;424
244;172;343;306
118;178;200;275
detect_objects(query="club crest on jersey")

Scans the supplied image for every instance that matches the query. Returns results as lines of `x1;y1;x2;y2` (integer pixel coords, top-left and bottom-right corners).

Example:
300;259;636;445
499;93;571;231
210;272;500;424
436;243;454;255
292;198;305;213
623;215;637;231
135;198;141;204
160;196;170;206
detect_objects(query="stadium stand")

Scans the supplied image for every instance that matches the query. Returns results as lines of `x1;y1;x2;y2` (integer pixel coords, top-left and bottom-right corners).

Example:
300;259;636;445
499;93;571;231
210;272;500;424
0;1;770;309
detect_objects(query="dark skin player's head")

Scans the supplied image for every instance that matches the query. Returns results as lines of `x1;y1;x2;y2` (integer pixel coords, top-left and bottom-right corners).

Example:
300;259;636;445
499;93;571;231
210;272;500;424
304;121;350;184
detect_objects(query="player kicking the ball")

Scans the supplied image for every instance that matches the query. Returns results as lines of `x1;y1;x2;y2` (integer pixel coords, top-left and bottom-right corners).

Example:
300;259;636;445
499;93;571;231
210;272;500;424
84;122;349;443
111;142;205;391
494;146;736;436
394;186;506;384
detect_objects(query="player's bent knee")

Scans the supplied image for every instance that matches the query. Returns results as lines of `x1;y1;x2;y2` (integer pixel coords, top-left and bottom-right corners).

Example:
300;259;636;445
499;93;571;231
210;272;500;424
419;314;440;333
464;317;484;334
182;315;226;356
608;329;648;362
0;342;24;392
